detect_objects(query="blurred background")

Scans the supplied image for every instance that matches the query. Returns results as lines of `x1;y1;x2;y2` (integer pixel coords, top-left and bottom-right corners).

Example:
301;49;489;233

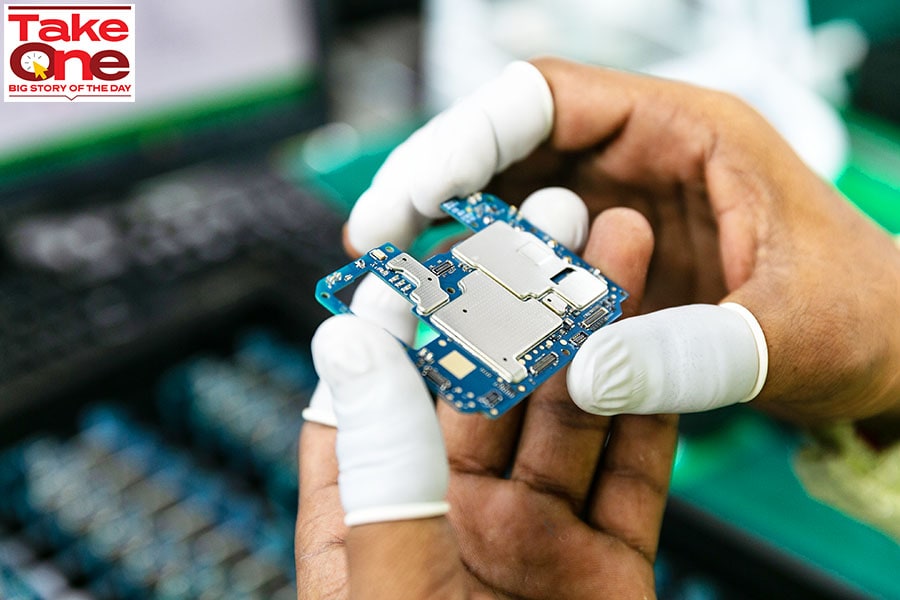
0;1;898;598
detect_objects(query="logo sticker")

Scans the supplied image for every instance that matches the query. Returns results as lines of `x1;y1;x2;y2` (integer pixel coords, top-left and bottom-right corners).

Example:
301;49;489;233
4;4;135;102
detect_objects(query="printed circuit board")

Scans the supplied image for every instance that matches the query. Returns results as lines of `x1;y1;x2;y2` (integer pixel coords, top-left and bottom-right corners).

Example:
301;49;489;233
316;193;626;418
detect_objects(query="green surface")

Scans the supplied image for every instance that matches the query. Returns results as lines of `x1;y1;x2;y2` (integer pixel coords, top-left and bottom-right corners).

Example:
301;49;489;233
282;121;420;217
0;73;318;192
672;414;900;598
838;111;900;233
809;0;900;43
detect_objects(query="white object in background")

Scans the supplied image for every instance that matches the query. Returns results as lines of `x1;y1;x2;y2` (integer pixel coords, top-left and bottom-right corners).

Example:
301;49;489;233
423;0;867;180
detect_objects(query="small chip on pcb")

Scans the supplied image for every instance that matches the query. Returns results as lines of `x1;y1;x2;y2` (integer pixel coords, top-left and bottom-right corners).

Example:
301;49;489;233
370;248;388;261
479;391;502;408
431;261;455;277
439;350;476;379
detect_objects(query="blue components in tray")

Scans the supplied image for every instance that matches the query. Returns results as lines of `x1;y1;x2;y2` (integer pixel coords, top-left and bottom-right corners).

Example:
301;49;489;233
317;193;626;418
0;329;316;599
235;330;318;391
0;405;297;600
157;330;311;514
0;562;42;600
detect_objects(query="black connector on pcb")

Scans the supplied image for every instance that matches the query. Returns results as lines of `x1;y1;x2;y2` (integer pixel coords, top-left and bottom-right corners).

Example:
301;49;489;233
570;332;589;347
529;352;559;376
582;307;610;331
423;366;451;391
430;261;455;277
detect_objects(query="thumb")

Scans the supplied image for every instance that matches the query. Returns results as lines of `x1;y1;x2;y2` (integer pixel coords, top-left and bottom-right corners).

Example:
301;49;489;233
567;303;767;415
311;315;468;599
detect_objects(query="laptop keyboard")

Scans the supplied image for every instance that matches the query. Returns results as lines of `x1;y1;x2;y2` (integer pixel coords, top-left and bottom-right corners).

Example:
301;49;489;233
0;162;345;403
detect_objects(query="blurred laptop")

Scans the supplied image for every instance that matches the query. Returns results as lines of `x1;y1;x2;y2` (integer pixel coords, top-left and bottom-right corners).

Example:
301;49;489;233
0;0;345;412
0;0;327;200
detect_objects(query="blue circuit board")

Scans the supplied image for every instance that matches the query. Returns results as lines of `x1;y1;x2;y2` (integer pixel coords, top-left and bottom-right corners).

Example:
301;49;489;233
316;193;626;418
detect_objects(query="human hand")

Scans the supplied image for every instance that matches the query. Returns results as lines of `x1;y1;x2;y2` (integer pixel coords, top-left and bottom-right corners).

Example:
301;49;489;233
344;58;900;425
298;198;678;599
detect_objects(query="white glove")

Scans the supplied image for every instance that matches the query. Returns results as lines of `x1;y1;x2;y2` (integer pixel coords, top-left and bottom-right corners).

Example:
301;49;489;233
347;60;555;252
302;272;417;427
341;60;768;416
311;314;450;527
568;303;767;415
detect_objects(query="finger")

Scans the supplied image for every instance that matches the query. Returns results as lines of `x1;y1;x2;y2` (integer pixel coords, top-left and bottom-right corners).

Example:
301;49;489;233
578;212;679;563
349;274;419;342
296;423;347;596
567;303;767;415
312;315;467;599
303;274;419;427
568;197;766;416
347;61;553;253
582;208;655;319
510;208;655;512
588;413;679;564
437;399;525;479
312;315;449;524
531;55;797;222
519;187;590;253
532;57;717;176
297;283;423;594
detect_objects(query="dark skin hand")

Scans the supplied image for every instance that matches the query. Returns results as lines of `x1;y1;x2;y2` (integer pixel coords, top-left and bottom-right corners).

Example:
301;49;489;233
299;208;680;599
486;58;900;426
341;60;900;425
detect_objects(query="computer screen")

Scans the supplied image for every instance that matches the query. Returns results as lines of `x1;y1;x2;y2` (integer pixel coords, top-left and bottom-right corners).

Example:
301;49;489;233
0;0;327;199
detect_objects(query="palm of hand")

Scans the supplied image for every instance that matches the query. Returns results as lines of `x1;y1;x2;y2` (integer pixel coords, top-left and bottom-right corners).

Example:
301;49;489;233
445;461;659;599
438;356;676;600
297;388;676;600
489;145;728;315
487;67;900;423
